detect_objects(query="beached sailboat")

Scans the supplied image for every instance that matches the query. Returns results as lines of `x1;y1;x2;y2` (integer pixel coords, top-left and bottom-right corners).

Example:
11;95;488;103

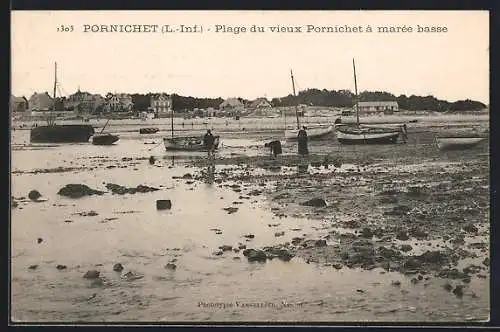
30;62;95;143
335;59;405;145
92;118;120;145
284;70;333;140
435;136;486;151
163;103;220;151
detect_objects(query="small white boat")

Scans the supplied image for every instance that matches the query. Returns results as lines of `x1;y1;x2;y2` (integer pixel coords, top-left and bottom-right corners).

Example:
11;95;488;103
336;124;402;144
285;126;333;140
436;136;486;151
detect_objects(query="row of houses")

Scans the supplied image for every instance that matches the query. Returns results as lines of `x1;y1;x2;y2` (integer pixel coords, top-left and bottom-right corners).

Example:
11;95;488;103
218;99;399;114
11;91;399;115
219;97;272;112
11;91;174;115
11;93;272;115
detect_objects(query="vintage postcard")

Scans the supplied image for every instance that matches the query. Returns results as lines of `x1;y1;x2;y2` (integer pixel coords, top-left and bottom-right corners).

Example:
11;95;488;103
10;10;489;323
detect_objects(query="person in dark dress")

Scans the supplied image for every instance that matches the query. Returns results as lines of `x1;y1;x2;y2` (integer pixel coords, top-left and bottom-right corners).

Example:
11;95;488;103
297;126;309;156
203;129;215;157
264;140;282;159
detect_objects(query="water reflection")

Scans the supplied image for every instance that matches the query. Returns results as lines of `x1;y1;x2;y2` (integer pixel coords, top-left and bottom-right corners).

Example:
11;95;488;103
203;161;216;185
297;158;310;174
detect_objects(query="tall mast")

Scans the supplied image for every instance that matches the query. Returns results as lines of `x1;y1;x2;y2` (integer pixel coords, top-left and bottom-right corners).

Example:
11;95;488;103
284;104;287;130
53;62;57;102
170;96;174;139
352;58;359;125
49;62;57;125
290;69;300;129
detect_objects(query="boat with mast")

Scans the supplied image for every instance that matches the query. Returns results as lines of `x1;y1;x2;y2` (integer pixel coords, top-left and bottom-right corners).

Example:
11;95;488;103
335;59;405;145
284;70;333;140
163;100;220;151
92;118;120;145
30;62;95;143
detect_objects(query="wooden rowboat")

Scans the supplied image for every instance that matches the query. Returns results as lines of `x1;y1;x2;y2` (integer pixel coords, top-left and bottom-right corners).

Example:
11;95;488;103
163;135;220;151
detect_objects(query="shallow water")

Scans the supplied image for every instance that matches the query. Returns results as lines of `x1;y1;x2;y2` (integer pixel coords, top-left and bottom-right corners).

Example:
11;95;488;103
10;128;489;323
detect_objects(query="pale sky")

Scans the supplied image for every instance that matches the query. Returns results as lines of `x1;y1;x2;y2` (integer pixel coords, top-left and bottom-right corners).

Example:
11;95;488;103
11;10;489;103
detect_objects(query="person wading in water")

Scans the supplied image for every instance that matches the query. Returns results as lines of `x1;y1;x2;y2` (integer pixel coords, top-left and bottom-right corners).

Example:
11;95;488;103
203;129;215;158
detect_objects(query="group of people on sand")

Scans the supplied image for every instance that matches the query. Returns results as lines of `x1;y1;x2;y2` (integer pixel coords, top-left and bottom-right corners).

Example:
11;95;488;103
202;126;310;159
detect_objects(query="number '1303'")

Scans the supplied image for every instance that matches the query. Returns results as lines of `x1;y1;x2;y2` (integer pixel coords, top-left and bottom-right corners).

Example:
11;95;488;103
57;25;74;32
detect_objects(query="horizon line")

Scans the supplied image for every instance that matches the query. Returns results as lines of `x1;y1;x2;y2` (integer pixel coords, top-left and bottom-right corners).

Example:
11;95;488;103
11;88;489;105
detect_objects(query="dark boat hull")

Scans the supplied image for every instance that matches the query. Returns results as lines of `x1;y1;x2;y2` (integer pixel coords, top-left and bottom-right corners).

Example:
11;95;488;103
337;134;399;145
92;134;120;145
30;125;95;143
139;127;159;134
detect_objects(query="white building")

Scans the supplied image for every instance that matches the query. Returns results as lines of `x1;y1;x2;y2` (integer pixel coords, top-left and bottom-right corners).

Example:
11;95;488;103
104;93;134;112
357;101;399;114
150;93;172;115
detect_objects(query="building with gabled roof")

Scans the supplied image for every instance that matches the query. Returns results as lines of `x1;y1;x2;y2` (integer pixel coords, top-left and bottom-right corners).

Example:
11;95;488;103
28;92;53;111
11;95;29;112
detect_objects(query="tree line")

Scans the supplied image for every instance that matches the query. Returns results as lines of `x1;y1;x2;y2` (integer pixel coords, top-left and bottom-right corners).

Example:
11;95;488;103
271;89;486;112
129;90;486;112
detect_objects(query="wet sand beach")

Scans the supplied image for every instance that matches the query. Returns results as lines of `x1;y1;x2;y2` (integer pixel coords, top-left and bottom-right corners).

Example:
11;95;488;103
10;114;490;322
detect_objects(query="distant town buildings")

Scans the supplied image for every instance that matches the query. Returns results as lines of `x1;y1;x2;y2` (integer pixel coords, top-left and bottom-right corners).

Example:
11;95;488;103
66;89;105;114
28;92;53;112
149;93;172;116
11;96;29;112
219;98;245;113
357;101;399;114
248;97;272;110
104;93;134;112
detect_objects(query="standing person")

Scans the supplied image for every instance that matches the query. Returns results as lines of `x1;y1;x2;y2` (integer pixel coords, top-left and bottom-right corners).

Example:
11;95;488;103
297;126;309;156
401;124;408;143
203;129;215;158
